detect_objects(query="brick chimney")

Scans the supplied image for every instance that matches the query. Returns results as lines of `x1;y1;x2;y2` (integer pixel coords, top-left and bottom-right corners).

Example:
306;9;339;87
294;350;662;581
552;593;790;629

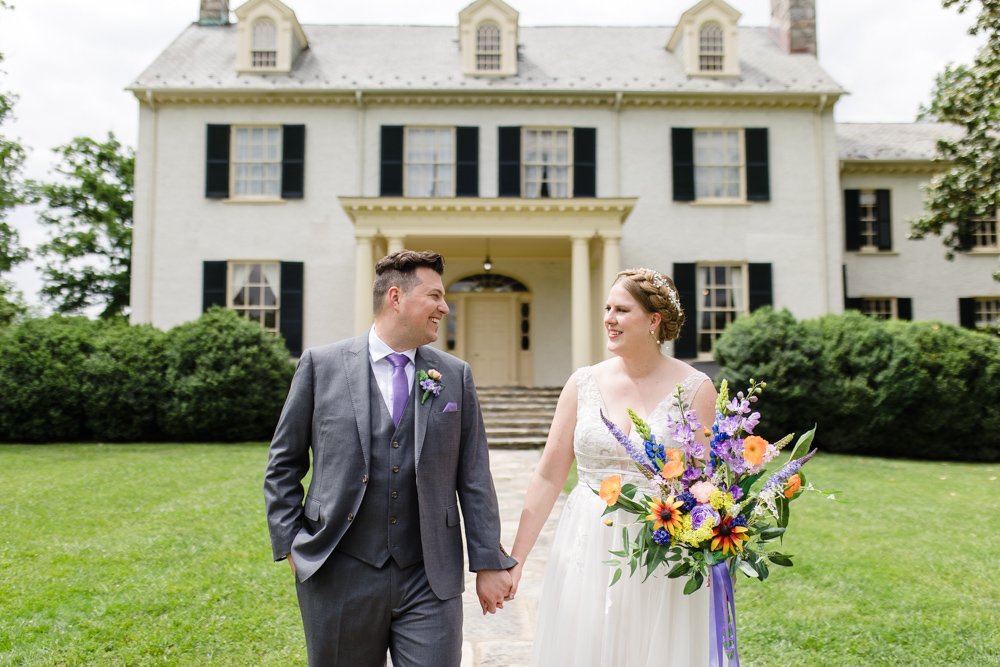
769;0;817;55
199;0;230;26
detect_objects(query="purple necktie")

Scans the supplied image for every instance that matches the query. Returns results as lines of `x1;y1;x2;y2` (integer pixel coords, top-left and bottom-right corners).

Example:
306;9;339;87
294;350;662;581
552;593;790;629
386;353;410;426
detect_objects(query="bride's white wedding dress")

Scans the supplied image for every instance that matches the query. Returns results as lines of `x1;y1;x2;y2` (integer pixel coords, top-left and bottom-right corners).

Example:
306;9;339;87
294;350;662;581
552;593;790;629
531;366;711;667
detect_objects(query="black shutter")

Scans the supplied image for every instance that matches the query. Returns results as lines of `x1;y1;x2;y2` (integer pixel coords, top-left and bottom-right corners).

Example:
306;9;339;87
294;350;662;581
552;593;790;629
896;297;912;321
673;263;697;358
281;125;305;199
203;261;227;311
845;297;863;311
747;263;773;312
844;190;862;251
498;126;521;197
745;128;770;202
206;125;230;199
957;221;975;251
380;126;404;196
875;189;892;250
671;128;695;202
959;298;976;328
456;126;479;197
280;261;304;357
573;127;596;198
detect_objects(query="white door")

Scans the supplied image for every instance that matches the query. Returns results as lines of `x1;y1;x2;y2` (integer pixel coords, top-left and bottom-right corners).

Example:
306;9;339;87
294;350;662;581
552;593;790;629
465;298;514;385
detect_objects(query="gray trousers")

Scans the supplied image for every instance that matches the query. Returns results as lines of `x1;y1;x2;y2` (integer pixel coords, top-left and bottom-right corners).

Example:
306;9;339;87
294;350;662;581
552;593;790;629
295;551;462;667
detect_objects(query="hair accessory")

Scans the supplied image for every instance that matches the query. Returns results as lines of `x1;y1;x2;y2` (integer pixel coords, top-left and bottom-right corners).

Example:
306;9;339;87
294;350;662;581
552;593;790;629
634;267;682;313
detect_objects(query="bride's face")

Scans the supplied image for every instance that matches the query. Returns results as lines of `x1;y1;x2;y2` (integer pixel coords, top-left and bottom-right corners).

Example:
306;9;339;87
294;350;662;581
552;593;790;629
603;281;659;354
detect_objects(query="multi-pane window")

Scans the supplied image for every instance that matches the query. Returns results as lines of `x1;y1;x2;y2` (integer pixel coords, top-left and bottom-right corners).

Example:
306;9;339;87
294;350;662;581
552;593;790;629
233;126;281;197
694;129;743;200
858;191;881;250
229;262;280;333
405;128;455;197
252;18;277;68
699;23;724;71
861;298;897;320
476;23;501;71
697;264;745;354
523;129;572;198
971;213;999;250
974;298;1000;329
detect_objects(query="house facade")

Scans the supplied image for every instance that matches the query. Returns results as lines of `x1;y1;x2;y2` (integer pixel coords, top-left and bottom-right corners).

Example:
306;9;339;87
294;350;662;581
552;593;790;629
128;0;1000;387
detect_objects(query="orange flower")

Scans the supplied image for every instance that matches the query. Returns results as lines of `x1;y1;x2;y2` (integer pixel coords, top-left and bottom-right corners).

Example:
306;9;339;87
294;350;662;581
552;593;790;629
711;516;749;555
784;473;802;499
599;475;622;506
742;435;769;466
647;496;685;534
660;448;685;480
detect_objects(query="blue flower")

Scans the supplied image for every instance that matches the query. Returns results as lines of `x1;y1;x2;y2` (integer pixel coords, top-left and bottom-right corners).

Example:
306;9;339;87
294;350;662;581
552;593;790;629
677;491;697;512
652;528;671;545
732;515;748;528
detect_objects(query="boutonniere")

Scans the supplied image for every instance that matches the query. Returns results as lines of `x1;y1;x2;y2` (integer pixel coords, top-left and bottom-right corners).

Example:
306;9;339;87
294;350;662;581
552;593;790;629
417;369;444;404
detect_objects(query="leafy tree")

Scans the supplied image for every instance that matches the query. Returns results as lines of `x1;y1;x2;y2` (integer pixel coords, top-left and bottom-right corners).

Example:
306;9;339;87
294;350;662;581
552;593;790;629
32;133;134;317
912;0;1000;281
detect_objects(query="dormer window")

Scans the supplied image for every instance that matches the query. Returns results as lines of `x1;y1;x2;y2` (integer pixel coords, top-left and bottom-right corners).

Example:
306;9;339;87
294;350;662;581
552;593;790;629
252;18;277;68
698;22;724;72
476;23;502;71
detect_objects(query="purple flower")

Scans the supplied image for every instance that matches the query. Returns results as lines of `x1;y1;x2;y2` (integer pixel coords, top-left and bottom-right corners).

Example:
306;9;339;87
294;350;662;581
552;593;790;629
420;378;442;396
690;504;720;530
729;484;744;502
742;411;761;433
652;528;671;545
686;439;706;460
600;411;657;476
762;449;818;494
682;466;703;485
726;397;750;415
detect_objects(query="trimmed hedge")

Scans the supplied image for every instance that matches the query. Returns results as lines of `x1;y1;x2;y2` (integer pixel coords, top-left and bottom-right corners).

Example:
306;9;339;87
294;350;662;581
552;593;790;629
0;309;295;443
714;308;1000;462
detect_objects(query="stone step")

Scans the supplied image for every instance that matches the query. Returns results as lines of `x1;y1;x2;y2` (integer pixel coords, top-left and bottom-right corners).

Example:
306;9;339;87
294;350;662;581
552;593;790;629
486;435;549;449
476;386;560;449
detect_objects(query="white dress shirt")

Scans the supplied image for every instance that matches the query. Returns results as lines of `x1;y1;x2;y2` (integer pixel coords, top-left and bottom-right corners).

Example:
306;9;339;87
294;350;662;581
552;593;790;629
368;327;415;416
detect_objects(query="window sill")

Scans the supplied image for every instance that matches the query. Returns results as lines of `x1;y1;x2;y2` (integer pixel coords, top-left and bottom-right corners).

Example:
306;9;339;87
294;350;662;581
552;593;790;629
853;249;898;256
968;248;1000;255
688;200;752;207
222;198;288;205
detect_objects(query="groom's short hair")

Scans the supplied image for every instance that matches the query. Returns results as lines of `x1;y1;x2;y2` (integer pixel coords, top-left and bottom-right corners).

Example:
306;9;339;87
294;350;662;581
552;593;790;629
373;250;445;313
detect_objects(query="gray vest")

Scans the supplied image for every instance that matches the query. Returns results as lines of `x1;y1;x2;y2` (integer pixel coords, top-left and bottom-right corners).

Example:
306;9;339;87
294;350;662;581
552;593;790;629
336;364;423;568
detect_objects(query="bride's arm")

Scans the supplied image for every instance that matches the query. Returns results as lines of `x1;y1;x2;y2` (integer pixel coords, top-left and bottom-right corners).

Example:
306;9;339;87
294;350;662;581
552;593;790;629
507;372;579;597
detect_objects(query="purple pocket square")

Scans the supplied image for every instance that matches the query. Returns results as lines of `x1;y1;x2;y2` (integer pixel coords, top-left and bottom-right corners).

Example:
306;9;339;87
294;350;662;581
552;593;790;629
442;402;458;413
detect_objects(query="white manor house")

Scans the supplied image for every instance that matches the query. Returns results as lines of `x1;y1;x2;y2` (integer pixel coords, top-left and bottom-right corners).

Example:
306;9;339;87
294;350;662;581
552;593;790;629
127;0;1000;386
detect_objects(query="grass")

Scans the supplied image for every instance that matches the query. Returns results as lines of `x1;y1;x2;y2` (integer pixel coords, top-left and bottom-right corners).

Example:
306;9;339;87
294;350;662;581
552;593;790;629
1;445;998;666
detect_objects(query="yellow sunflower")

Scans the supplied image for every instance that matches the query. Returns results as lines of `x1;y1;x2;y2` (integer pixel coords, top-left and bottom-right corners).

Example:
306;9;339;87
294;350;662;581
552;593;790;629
646;496;684;535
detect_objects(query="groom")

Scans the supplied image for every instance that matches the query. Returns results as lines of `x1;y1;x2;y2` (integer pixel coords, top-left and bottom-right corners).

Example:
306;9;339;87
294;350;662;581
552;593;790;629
264;249;516;666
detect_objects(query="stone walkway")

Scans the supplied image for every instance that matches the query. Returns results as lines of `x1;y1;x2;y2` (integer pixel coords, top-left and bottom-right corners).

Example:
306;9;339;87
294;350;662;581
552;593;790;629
459;448;563;667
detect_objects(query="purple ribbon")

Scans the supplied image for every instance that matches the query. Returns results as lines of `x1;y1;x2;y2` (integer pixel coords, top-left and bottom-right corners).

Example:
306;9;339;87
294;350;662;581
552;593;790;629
710;561;740;667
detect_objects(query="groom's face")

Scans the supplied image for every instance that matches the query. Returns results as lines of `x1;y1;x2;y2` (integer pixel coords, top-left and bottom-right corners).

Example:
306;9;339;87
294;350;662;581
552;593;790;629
394;267;450;348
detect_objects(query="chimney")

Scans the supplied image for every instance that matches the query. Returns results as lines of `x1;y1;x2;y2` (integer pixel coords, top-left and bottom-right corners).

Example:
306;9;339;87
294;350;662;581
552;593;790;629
769;0;817;55
199;0;230;26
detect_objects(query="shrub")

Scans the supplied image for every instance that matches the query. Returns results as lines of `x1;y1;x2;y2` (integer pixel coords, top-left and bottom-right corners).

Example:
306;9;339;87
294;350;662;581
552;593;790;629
714;308;1000;462
81;319;169;441
0;316;100;442
161;308;295;441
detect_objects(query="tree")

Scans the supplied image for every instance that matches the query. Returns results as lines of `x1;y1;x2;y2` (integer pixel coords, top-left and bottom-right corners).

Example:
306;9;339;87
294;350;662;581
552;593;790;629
0;46;29;324
912;0;1000;281
32;133;134;318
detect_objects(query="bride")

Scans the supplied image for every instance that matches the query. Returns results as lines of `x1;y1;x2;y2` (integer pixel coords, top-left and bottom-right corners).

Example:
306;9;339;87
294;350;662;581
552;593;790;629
509;268;718;666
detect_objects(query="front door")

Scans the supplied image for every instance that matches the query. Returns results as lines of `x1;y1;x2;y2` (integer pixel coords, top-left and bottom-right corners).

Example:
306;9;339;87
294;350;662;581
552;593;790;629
465;297;515;385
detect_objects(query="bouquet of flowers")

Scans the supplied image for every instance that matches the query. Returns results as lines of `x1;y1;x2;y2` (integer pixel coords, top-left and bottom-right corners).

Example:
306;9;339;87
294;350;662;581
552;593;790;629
597;379;818;664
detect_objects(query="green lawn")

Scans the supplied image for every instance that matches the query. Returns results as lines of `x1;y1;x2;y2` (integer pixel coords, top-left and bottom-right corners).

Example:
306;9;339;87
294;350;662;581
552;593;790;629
1;445;998;666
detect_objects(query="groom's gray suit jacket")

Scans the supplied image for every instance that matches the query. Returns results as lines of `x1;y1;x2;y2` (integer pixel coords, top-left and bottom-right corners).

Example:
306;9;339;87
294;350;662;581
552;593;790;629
264;334;515;599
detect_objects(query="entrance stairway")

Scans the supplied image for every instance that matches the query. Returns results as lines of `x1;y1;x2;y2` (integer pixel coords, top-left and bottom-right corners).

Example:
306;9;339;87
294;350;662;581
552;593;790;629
477;386;562;449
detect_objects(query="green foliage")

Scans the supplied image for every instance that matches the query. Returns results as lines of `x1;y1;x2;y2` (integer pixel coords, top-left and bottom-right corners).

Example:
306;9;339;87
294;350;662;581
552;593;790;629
1;23;30;316
0;316;100;441
714;308;1000;461
161;308;294;442
81;319;168;441
912;0;1000;276
0;310;295;443
31;133;134;317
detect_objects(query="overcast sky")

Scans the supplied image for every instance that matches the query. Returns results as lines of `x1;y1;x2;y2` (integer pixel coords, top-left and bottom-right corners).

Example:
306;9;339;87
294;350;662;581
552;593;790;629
0;0;985;306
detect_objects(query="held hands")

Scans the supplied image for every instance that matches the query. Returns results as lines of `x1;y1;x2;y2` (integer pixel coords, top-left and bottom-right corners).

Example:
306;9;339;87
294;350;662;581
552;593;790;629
476;569;513;615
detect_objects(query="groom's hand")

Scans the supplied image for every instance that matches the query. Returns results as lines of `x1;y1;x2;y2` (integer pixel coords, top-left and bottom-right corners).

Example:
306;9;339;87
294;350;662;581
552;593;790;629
286;552;296;576
476;569;512;615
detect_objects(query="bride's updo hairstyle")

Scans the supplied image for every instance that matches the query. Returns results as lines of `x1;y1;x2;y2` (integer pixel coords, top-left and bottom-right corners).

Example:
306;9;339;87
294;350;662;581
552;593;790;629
614;268;685;343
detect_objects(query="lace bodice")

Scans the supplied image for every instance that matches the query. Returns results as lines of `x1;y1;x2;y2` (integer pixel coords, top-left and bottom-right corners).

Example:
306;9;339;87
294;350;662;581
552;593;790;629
573;366;710;490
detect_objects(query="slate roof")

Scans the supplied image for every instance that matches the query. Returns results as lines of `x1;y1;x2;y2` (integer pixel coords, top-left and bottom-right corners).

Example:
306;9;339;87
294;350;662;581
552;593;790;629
129;23;844;95
837;122;964;161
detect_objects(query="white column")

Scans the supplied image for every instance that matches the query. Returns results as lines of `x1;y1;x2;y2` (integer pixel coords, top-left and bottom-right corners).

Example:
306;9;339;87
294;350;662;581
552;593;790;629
387;236;405;255
354;236;375;334
601;236;621;359
571;235;592;369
